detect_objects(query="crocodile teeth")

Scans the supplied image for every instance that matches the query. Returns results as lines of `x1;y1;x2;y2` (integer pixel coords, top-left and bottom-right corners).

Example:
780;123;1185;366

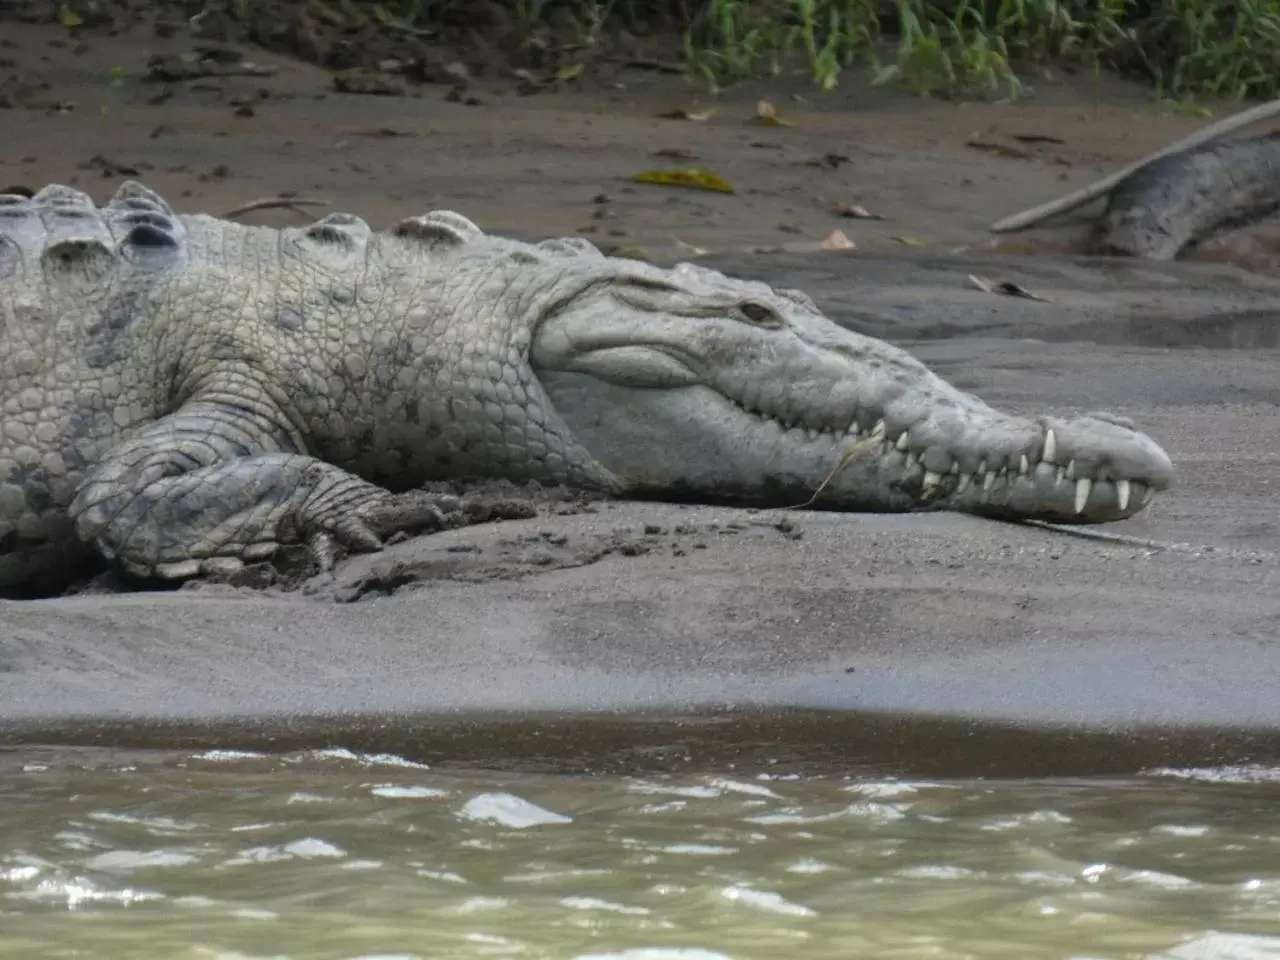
870;419;886;440
921;470;942;494
1074;477;1093;514
1043;428;1057;463
1065;459;1075;481
1116;479;1131;512
956;473;972;494
1019;454;1030;476
982;472;995;492
896;432;911;452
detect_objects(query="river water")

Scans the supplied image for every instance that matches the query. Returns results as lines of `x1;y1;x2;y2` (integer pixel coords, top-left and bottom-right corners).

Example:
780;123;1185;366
1;746;1278;960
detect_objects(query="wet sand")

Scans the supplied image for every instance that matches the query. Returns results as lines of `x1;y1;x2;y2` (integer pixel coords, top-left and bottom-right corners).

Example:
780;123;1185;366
2;21;1280;773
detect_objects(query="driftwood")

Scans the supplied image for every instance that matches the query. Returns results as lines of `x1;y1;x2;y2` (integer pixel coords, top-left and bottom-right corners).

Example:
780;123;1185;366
989;98;1280;233
1088;132;1280;259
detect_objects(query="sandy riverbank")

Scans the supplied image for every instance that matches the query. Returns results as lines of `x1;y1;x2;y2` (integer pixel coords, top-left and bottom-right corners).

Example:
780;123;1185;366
2;20;1280;774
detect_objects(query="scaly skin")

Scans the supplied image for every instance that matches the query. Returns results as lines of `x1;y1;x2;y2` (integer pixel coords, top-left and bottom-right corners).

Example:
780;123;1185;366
0;182;1175;598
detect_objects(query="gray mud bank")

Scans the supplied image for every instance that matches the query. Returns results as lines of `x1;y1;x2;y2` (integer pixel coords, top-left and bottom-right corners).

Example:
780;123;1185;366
4;252;1280;777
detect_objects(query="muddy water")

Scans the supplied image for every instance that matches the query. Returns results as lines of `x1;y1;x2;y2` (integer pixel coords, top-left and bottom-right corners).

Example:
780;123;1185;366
0;747;1277;960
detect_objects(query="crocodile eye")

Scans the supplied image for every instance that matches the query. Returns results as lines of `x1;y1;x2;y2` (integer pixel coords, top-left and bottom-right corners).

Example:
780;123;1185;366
737;300;783;328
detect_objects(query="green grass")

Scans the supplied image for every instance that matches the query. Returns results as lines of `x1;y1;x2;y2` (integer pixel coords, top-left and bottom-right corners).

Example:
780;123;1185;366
679;0;1280;101
53;0;1280;102
378;0;1280;102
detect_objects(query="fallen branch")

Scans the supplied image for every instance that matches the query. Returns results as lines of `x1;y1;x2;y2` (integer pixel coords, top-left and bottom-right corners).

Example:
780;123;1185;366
989;98;1280;233
222;197;332;219
146;52;277;83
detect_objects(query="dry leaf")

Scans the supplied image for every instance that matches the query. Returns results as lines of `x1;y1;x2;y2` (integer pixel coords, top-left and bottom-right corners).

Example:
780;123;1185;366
623;58;686;75
57;4;83;27
331;68;404;96
673;237;711;256
964;139;1030;160
832;202;885;221
821;229;856;251
890;235;922;246
513;67;546;94
555;64;584;81
657;107;715;122
631;168;734;194
967;274;1049;302
803;152;851;169
754;99;794;127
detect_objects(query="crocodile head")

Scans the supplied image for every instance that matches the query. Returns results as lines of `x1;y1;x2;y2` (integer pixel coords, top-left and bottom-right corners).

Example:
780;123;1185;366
529;260;1173;522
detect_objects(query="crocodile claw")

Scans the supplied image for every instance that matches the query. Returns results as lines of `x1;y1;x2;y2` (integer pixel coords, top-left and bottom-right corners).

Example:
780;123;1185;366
305;489;465;573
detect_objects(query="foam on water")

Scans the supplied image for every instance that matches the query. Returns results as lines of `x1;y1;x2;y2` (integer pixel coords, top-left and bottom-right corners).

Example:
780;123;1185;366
0;750;1277;960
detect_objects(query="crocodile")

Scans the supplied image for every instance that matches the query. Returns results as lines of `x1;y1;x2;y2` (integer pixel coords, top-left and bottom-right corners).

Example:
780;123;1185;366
0;181;1174;598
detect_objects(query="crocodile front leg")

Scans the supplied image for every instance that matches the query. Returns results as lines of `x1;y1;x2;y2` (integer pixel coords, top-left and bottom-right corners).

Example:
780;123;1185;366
68;399;462;580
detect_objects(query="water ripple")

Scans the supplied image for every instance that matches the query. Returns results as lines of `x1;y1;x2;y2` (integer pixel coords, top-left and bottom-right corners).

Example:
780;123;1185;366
0;750;1276;959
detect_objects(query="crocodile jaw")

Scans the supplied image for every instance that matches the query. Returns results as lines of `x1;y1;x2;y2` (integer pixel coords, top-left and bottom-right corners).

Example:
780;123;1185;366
526;261;1173;522
536;369;1171;522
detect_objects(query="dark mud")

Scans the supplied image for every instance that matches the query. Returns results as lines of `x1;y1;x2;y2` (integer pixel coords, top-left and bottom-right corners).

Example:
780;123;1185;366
62;479;610;598
311;510;802;604
0;0;651;77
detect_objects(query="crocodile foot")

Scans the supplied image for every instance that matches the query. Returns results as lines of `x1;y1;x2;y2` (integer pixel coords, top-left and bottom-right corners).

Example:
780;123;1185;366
135;483;465;583
303;486;466;573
